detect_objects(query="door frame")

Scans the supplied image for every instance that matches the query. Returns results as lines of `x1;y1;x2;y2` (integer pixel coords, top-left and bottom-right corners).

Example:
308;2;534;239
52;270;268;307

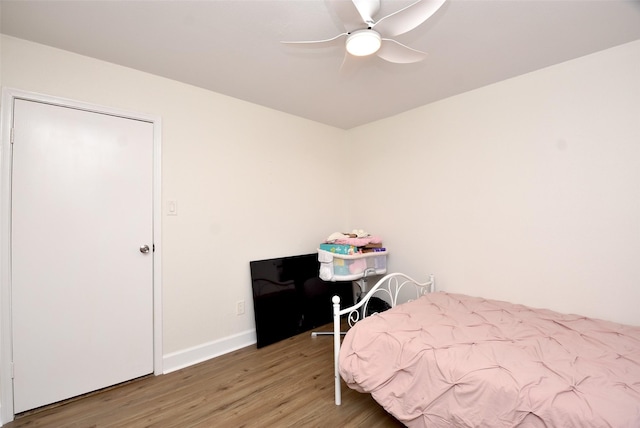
0;88;163;424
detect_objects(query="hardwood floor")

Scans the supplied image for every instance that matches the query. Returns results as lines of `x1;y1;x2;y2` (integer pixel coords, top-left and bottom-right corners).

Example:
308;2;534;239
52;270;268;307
5;324;404;427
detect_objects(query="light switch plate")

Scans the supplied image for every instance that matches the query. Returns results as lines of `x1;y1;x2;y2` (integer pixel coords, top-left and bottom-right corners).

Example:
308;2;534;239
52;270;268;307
167;200;177;216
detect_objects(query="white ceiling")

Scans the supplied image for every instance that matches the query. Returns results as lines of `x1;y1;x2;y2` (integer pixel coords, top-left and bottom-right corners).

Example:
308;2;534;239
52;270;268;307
1;0;640;129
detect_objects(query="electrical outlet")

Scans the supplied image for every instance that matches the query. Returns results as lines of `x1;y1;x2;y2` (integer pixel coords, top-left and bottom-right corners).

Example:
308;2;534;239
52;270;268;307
236;300;245;316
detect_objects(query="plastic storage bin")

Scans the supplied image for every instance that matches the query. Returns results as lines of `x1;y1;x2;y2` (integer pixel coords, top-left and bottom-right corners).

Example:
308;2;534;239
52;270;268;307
317;249;388;281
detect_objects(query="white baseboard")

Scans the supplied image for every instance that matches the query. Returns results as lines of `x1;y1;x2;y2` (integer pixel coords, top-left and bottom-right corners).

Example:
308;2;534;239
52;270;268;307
162;329;257;374
0;333;257;426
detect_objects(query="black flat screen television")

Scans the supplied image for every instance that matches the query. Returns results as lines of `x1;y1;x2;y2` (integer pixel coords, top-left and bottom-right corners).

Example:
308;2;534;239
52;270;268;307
250;253;354;348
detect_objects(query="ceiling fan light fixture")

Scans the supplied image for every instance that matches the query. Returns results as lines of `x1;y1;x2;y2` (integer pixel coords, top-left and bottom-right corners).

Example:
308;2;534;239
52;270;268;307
346;29;381;56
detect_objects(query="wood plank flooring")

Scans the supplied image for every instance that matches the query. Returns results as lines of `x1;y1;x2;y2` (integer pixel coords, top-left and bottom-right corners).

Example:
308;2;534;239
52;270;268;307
5;324;404;427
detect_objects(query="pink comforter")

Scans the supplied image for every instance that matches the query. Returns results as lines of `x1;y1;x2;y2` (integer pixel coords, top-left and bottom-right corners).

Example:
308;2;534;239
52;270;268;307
339;292;640;427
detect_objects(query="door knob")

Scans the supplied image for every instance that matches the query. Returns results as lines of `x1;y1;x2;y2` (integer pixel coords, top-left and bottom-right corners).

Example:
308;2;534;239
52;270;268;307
140;245;150;254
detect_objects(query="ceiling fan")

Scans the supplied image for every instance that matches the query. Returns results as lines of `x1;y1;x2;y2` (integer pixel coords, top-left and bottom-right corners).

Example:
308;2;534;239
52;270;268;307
282;0;447;69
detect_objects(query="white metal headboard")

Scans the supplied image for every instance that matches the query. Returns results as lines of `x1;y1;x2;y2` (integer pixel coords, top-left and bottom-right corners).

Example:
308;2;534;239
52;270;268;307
331;273;435;405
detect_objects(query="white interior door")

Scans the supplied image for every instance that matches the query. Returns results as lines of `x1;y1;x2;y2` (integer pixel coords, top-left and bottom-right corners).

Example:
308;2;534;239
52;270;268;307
11;99;154;413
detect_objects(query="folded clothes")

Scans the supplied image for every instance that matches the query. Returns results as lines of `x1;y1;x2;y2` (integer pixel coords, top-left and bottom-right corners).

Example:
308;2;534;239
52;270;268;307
330;236;383;246
319;243;359;255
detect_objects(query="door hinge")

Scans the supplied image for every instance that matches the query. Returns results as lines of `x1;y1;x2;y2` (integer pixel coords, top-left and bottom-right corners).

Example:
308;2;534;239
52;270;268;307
10;127;15;145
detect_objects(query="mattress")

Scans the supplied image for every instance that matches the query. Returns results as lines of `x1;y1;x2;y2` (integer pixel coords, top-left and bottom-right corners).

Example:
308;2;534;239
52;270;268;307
339;292;640;427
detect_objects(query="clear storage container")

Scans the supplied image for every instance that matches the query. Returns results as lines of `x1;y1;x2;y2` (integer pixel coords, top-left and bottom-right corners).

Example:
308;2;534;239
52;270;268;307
317;249;388;281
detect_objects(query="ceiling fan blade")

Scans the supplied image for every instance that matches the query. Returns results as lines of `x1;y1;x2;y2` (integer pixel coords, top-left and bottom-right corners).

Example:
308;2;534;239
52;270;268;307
351;0;381;25
376;38;427;64
326;0;367;31
373;0;446;37
339;50;364;75
281;33;348;48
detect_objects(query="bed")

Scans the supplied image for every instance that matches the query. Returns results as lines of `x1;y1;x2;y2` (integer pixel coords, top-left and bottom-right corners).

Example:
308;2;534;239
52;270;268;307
332;273;640;427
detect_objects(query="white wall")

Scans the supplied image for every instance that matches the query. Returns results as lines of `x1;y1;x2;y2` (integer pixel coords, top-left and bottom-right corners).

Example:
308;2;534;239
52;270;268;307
0;35;350;365
348;40;640;326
